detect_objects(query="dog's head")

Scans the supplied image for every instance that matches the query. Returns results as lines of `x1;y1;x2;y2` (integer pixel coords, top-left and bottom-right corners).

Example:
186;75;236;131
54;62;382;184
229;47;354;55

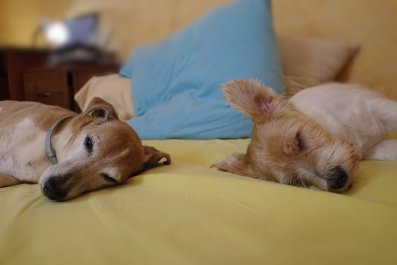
214;80;359;192
39;97;171;201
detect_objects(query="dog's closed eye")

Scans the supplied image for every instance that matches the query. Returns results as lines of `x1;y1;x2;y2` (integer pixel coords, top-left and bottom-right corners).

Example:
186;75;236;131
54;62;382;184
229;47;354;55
295;132;305;151
101;173;118;184
84;136;94;154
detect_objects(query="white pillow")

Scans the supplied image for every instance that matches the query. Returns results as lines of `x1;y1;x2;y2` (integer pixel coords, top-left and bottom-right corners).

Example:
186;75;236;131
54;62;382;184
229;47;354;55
74;74;134;120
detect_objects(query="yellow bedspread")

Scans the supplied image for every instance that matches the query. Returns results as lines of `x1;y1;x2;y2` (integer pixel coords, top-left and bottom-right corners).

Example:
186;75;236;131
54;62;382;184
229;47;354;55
1;139;396;265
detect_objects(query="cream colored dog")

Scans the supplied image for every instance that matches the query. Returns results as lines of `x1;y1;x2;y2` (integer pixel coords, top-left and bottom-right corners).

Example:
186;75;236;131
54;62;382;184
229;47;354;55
0;98;170;201
214;80;397;192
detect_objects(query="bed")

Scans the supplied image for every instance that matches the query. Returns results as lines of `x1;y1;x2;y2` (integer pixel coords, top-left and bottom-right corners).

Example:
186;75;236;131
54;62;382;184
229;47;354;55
1;0;397;264
1;139;397;264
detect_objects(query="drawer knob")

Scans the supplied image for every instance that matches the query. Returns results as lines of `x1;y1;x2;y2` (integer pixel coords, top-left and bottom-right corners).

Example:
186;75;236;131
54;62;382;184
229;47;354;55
36;92;51;98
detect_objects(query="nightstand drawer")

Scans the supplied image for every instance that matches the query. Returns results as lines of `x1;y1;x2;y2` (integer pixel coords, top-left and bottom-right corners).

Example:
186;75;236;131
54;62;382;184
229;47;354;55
24;69;70;109
22;63;118;111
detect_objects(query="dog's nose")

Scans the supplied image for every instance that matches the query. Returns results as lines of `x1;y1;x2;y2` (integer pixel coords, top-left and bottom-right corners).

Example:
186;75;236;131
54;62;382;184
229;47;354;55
42;178;66;201
328;166;348;190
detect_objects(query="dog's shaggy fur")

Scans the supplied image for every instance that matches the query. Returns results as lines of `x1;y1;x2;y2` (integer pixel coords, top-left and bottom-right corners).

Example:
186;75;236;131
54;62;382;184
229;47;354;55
214;80;397;192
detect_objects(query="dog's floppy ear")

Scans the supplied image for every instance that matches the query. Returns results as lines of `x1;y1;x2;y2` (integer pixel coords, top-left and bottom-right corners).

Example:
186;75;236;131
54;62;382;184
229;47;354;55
212;153;253;177
142;145;171;170
83;97;118;123
222;80;289;123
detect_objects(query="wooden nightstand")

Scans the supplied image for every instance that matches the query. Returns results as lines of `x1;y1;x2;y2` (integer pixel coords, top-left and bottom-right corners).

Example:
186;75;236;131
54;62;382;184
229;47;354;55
24;64;118;111
0;47;49;100
1;47;119;110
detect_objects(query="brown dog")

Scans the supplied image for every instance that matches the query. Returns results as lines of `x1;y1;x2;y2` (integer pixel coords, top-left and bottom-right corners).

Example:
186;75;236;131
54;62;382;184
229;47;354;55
0;98;170;201
214;80;397;192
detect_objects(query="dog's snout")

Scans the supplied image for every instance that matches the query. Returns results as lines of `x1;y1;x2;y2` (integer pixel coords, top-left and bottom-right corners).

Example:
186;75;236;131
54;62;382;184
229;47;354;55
42;178;67;201
328;166;348;190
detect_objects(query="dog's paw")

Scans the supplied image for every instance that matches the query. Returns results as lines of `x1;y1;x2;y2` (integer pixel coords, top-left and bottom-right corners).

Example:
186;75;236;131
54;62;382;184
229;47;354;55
211;160;231;172
211;153;247;175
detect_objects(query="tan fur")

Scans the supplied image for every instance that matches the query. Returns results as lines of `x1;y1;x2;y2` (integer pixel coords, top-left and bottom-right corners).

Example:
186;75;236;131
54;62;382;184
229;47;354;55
0;98;171;201
214;80;397;192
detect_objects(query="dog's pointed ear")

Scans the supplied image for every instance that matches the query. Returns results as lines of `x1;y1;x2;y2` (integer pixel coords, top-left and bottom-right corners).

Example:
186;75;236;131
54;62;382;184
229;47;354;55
142;146;171;170
212;153;253;177
222;80;289;123
83;97;118;123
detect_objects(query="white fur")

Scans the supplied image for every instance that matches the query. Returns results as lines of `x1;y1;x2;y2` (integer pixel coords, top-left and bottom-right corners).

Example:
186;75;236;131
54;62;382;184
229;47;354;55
0;118;50;182
364;140;397;160
290;83;397;159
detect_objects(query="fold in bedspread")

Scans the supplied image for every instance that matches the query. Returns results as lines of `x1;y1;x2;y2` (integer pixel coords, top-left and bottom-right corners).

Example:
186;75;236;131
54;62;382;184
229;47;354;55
0;139;396;265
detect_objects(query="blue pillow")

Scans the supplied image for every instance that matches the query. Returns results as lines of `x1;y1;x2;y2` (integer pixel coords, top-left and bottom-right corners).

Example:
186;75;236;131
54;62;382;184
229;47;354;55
120;0;284;139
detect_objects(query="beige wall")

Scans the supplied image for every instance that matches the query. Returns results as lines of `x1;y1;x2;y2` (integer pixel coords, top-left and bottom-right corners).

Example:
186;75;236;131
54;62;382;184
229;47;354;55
0;0;229;54
0;0;71;46
64;0;230;57
273;0;397;100
0;0;396;99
